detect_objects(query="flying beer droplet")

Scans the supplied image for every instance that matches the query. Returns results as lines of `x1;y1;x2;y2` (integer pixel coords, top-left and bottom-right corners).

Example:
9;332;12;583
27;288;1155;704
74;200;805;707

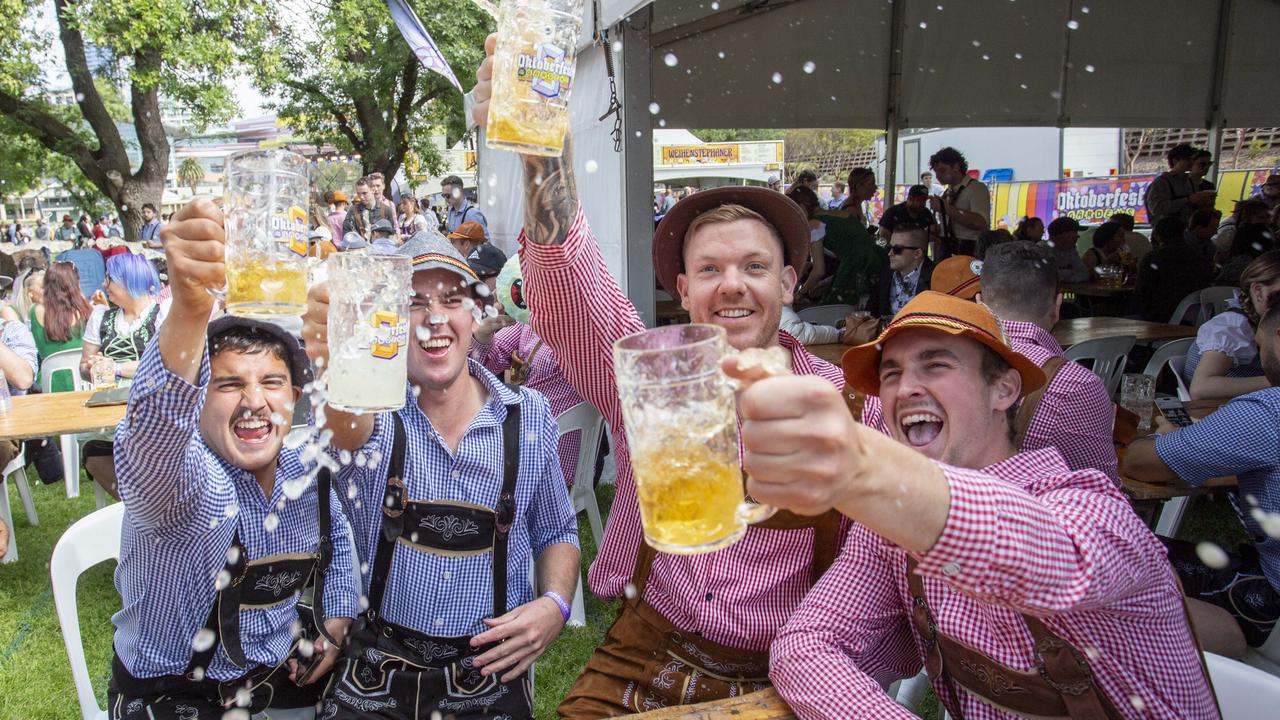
585;160;599;174
648;102;661;114
1195;541;1229;569
191;628;216;652
663;52;678;67
1067;19;1080;29
771;72;783;84
803;61;816;74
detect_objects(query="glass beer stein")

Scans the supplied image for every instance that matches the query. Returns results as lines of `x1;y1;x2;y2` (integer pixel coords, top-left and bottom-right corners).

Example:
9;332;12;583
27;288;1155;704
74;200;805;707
613;324;775;555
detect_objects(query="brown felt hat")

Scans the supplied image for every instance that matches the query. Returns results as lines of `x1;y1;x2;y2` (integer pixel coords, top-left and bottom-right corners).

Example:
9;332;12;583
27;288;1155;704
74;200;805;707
841;291;1045;397
651;186;810;296
932;255;983;300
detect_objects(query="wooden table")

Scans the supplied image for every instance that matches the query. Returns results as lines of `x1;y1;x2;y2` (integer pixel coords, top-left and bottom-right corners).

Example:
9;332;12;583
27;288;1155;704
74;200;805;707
1119;397;1233;504
804;343;847;366
0;390;125;442
620;688;794;719
1051;317;1196;347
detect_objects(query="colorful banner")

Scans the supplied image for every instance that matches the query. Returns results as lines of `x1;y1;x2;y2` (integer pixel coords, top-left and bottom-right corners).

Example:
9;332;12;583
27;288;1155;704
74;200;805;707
660;144;741;165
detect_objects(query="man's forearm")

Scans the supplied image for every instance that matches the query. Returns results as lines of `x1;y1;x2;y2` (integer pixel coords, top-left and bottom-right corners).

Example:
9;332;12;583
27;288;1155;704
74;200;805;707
1121;437;1179;483
953;208;988;231
0;345;33;390
535;542;581;600
519;139;578;247
157;305;211;385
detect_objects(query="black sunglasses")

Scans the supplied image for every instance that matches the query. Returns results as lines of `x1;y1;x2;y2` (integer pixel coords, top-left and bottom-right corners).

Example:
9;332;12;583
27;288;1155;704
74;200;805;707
889;245;923;255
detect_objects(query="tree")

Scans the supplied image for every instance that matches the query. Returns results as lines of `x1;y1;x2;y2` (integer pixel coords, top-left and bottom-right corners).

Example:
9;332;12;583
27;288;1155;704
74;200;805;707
250;0;494;197
0;0;272;239
176;156;205;195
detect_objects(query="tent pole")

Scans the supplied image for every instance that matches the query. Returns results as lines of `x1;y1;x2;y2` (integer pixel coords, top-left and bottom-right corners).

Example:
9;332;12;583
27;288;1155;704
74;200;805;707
1206;0;1234;186
622;6;656;326
883;0;907;192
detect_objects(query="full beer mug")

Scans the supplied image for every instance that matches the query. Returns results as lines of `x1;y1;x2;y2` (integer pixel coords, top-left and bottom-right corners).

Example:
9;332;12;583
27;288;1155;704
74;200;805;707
324;254;412;413
220;149;311;317
613;324;775;555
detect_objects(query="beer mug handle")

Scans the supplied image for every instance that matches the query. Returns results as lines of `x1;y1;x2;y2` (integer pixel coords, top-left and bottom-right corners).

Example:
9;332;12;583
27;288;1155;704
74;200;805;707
737;498;777;525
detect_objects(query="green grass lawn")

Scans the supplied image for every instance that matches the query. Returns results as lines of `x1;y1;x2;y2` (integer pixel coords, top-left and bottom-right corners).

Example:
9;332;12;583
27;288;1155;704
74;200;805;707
0;473;1250;720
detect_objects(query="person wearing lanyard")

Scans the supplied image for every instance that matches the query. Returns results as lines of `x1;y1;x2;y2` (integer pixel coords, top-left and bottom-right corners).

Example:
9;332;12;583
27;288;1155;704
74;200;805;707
108;198;359;719
735;292;1216;719
302;233;579;719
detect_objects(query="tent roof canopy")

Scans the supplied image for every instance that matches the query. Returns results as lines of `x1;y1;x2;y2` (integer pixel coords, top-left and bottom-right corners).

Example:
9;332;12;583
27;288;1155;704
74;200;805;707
602;0;1279;130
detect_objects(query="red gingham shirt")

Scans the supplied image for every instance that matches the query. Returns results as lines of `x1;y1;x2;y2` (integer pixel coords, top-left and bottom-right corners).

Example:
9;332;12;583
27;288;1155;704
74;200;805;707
769;448;1218;719
1003;320;1119;482
858;321;1118;483
472;323;585;485
520;206;847;651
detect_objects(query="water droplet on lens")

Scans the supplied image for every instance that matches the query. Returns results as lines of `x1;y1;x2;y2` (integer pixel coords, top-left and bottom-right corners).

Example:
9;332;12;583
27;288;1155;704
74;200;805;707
663;52;678;67
585;160;599;174
648;102;660;114
624;583;637;599
1067;19;1079;29
771;72;783;84
717;51;725;59
919;21;928;28
191;628;216;652
1195;541;1229;569
263;513;279;532
1085;64;1095;73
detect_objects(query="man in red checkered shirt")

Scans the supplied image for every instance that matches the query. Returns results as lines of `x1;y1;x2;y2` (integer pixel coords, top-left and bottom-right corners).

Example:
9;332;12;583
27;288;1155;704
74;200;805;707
472;37;857;715
730;291;1217;719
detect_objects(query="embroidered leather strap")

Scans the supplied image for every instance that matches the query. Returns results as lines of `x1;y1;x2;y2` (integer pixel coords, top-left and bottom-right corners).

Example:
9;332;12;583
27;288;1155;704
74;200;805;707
1014;356;1067;449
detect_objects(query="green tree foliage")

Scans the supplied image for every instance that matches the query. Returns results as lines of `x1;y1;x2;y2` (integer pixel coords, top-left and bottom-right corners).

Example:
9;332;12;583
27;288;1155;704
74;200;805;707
251;0;494;196
0;0;273;239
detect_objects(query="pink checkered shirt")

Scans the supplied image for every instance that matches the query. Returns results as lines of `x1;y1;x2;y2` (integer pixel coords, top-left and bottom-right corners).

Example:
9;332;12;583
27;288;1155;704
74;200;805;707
1002;320;1119;482
769;448;1218;719
858;321;1118;483
520;205;847;651
472;323;586;485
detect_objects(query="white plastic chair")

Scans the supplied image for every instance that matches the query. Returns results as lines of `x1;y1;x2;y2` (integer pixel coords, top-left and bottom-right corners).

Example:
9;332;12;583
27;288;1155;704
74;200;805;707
797;304;857;327
1143;338;1194;399
1206;651;1280;718
39;348;90;500
1199;286;1238;324
1063;335;1137;397
556;402;607;627
51;501;125;720
0;468;17;563
3;451;37;529
1168;290;1204;326
1244;626;1280;677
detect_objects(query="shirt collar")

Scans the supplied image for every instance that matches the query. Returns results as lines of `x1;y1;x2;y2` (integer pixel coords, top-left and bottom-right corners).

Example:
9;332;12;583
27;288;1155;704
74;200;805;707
399;358;520;427
895;264;922;283
1000;319;1063;355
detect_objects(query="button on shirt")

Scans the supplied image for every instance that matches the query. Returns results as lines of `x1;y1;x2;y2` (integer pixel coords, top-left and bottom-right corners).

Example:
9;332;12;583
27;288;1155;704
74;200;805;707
112;343;359;680
1002;320;1118;482
1156;387;1280;593
769;448;1217;719
520;207;850;652
335;363;578;637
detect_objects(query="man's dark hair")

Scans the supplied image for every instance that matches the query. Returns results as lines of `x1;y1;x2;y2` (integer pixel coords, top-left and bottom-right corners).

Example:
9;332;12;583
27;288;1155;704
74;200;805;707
929;146;968;173
978;345;1018;442
980;241;1059;320
1166;144;1196;165
976;228;1015;260
785;185;820;218
1192;149;1213;161
1188;209;1218;230
1229;223;1276;260
441;175;464;189
1153;216;1187;245
1046;216;1079;237
1260;290;1280;336
1234;197;1271;221
209;326;295;385
795;169;818;184
1092;222;1123;249
142;203;157;213
1108;212;1135;231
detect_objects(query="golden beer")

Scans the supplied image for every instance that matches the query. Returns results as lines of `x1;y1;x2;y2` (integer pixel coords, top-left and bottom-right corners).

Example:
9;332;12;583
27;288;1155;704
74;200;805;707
225;258;308;317
486;0;583;157
614;324;775;555
631;432;746;550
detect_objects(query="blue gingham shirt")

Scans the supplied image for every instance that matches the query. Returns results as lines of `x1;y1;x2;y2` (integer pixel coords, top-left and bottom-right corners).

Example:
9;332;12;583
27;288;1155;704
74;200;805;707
112;341;359;680
445;199;489;239
1156;387;1280;593
1;320;38;395
335;360;578;637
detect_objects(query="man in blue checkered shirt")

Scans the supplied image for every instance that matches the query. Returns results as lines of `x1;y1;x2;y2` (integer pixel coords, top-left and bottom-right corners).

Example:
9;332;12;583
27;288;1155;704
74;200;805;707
1124;291;1280;654
302;233;579;719
108;198;359;719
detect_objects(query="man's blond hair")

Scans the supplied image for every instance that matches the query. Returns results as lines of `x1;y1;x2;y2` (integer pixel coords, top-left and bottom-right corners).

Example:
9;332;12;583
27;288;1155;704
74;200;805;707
683;204;786;268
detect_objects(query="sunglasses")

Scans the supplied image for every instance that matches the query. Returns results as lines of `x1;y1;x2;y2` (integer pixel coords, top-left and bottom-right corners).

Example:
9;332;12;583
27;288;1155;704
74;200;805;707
889;245;923;255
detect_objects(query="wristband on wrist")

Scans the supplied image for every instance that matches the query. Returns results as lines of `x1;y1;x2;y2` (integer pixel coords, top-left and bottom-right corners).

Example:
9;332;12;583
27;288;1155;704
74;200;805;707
543;590;571;623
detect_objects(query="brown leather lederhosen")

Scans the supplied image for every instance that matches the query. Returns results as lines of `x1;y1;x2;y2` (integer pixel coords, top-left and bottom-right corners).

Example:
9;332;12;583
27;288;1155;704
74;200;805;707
557;509;842;718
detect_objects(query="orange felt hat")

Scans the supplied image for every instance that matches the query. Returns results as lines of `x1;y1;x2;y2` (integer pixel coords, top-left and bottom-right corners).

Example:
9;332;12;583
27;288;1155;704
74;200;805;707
931;255;983;300
841;291;1045;397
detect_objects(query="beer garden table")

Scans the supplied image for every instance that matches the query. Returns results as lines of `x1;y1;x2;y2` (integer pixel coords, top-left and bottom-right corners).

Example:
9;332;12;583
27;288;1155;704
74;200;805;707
1060;281;1135;299
0;390;125;442
620;688;795;719
1051;317;1197;348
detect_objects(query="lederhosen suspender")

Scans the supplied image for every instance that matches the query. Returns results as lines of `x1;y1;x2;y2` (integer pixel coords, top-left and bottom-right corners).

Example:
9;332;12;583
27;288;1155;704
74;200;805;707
906;557;1124;720
366;404;522;630
1013;356;1068;450
186;470;337;675
939;181;967;258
